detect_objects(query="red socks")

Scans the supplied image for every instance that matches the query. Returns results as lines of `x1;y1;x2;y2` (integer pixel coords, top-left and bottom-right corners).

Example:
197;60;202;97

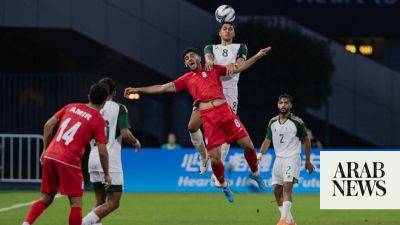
211;161;225;184
23;199;82;225
69;207;82;225
24;200;48;224
244;149;259;173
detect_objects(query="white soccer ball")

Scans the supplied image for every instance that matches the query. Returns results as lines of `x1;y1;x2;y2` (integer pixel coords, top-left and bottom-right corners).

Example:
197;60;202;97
215;5;235;23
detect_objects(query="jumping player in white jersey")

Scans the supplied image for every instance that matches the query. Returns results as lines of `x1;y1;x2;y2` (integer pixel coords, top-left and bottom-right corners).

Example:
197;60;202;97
188;22;248;185
258;94;315;225
83;78;141;225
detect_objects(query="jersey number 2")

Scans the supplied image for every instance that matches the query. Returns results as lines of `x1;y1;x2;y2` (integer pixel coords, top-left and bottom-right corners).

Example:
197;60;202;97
56;118;82;145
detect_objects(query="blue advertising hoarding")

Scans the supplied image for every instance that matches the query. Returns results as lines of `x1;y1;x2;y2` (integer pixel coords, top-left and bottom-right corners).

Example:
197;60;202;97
122;148;320;193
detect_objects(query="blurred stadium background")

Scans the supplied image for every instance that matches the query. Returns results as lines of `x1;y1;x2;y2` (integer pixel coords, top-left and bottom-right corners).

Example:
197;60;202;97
1;0;400;224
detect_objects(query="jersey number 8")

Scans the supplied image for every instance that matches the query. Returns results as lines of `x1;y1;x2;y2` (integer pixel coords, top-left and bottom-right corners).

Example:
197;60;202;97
234;119;241;128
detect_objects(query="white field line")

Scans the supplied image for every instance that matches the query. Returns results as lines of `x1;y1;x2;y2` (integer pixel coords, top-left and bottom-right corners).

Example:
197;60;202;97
0;194;62;213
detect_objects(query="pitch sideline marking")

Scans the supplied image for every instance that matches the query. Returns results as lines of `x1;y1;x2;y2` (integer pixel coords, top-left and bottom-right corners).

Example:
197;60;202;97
0;194;62;213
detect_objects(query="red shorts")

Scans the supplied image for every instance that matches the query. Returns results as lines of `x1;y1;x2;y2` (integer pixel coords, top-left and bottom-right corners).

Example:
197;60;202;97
41;157;83;197
200;103;249;150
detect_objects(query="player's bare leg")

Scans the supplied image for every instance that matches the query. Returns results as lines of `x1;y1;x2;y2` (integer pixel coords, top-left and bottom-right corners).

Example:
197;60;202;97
274;184;294;225
82;190;122;225
220;143;231;162
277;182;295;225
94;188;106;224
236;136;267;191
274;184;284;207
83;188;106;225
208;146;234;202
188;108;208;174
68;196;82;225
40;193;56;205
212;142;231;187
95;192;122;219
94;188;107;208
22;193;55;225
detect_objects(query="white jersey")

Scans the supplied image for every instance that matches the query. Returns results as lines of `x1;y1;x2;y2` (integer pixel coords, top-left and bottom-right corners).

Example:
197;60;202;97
89;100;131;173
266;114;308;158
204;43;247;113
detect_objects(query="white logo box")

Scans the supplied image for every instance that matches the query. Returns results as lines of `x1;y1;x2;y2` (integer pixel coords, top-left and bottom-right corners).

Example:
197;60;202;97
320;151;400;209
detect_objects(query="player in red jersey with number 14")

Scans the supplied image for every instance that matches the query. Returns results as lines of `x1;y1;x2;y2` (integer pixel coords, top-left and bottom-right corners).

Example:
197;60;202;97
22;83;110;225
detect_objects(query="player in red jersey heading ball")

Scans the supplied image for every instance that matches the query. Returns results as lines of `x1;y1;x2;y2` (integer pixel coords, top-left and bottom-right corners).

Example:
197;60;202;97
22;83;110;225
124;46;271;202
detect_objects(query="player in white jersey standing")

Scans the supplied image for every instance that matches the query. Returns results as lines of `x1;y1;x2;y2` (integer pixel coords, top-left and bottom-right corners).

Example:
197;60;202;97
188;22;248;184
83;78;141;225
258;94;314;225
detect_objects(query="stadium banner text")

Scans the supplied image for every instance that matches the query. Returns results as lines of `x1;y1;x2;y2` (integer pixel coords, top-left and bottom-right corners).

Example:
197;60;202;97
122;148;320;193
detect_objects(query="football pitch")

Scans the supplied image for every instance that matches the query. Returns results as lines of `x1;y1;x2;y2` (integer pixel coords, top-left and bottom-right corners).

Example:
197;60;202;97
1;191;399;225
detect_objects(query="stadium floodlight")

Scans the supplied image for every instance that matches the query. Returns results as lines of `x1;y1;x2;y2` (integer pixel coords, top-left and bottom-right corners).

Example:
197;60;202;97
359;45;373;55
345;44;357;53
128;93;140;100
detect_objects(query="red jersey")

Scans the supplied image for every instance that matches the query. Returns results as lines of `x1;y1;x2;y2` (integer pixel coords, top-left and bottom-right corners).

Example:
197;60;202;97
173;65;227;103
44;103;107;169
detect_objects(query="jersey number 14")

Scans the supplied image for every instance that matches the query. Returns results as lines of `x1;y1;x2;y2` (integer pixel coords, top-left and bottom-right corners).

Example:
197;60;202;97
56;118;82;145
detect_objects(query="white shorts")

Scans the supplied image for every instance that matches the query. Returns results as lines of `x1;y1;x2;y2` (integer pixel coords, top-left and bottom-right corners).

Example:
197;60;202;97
223;88;238;114
89;171;124;186
272;155;301;186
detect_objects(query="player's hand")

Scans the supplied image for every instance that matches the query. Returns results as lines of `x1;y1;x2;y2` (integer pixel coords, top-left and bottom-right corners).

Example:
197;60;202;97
225;63;236;75
104;173;112;189
305;161;315;174
124;87;138;98
255;46;272;59
40;152;45;165
205;60;214;71
39;150;45;165
133;139;141;152
257;152;263;162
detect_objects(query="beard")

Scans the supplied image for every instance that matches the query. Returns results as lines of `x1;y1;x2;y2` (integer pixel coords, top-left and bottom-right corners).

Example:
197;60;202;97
279;108;290;115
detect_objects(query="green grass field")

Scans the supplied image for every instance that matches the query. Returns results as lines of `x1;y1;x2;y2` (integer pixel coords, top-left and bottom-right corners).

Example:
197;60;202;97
1;191;399;225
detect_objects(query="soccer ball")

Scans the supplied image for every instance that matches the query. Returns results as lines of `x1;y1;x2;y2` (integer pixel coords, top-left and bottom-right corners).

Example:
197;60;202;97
215;5;235;23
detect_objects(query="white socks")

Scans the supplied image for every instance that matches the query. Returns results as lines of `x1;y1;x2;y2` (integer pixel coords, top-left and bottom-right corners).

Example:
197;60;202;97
82;211;100;225
220;143;230;162
280;201;294;223
189;130;207;163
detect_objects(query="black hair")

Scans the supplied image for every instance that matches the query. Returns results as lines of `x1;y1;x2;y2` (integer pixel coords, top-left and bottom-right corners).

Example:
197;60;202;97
219;21;235;31
278;93;293;103
182;47;201;59
99;77;116;95
88;82;108;105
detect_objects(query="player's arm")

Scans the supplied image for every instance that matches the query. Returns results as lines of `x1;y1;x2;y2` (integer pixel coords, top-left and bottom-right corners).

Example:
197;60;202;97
93;118;111;185
40;116;60;163
121;129;141;152
227;46;271;75
257;120;273;161
124;82;175;98
303;136;314;174
257;137;271;161
117;104;141;151
43;116;59;150
204;45;214;71
234;44;248;67
298;121;314;174
97;143;111;186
